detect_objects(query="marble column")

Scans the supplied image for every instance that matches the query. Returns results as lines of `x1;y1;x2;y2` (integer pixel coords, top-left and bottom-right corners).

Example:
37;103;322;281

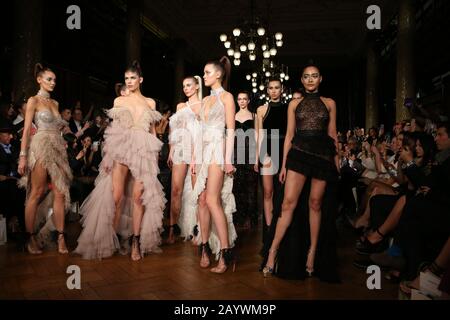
396;0;415;122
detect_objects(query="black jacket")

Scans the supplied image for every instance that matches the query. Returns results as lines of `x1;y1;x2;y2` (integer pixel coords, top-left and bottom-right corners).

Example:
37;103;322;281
0;143;19;178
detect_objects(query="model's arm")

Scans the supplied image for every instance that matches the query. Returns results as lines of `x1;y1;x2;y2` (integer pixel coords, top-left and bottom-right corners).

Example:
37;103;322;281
255;105;267;172
18;97;38;176
223;92;236;173
326;98;339;172
253;112;260;172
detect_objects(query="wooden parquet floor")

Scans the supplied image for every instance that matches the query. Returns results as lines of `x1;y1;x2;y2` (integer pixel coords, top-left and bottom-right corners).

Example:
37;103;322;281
0;221;399;300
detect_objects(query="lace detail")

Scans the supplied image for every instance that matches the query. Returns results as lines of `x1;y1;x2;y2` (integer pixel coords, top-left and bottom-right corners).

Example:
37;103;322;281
295;92;329;132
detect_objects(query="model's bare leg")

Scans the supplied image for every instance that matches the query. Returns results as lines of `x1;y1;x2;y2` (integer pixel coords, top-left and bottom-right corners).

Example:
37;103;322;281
264;170;307;273
112;162;129;233
168;163;188;243
306;178;327;274
131;179;144;261
24;163;48;254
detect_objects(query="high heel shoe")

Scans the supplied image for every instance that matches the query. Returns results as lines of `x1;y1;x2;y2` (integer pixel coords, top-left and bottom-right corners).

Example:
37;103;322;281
26;232;43;255
210;248;236;274
262;249;277;277
130;235;142;261
306;248;316;277
56;231;68;254
199;242;212;268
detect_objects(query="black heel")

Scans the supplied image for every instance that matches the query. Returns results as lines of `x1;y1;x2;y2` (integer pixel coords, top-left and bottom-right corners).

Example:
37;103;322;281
199;242;212;268
223;248;237;273
130;235;142;261
356;228;388;255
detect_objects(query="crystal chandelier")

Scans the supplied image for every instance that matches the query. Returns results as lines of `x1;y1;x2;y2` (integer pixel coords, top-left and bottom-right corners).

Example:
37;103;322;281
218;1;284;66
245;60;290;94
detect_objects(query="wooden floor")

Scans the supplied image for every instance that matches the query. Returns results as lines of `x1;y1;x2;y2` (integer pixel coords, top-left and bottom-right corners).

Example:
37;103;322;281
0;219;400;300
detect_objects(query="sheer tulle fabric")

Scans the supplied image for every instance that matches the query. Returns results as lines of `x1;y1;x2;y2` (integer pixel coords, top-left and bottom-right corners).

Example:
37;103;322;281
75;107;166;259
189;93;237;259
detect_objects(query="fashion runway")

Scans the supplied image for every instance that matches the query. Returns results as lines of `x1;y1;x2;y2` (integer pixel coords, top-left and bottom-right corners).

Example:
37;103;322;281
0;222;398;300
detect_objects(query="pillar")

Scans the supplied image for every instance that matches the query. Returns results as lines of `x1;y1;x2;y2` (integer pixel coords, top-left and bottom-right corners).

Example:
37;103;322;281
126;0;142;65
395;0;415;122
12;0;43;100
365;42;379;129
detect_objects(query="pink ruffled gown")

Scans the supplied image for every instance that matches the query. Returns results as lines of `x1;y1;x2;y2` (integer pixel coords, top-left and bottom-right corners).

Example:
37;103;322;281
75;106;166;259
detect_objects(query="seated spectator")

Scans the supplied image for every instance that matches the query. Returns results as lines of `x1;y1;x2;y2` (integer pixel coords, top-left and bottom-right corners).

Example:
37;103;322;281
400;236;450;298
0;100;14;127
0;119;25;236
395;121;450;280
356;133;436;255
69;106;93;139
85;113;107;143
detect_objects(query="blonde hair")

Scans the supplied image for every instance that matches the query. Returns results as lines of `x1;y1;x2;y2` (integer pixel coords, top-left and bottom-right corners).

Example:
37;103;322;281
185;75;203;101
193;75;203;101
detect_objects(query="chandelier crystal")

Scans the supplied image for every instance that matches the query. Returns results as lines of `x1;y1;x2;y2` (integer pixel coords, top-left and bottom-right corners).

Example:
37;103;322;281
218;1;284;67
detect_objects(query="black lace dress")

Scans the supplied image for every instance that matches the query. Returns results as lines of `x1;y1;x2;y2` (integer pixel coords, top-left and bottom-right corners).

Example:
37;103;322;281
260;101;287;174
260;101;288;245
261;92;340;282
287;91;338;180
233;116;258;227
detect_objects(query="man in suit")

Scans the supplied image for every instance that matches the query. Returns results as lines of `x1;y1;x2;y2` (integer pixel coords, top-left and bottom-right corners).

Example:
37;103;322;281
69;106;93;139
0;119;25;236
69;108;91;138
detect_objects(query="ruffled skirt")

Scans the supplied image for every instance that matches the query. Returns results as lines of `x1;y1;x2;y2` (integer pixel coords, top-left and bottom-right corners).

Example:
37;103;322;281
18;130;72;230
75;124;166;259
287;132;338;182
189;139;237;259
178;174;200;243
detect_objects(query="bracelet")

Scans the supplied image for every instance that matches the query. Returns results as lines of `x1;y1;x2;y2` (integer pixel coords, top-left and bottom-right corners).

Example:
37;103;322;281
19;150;27;157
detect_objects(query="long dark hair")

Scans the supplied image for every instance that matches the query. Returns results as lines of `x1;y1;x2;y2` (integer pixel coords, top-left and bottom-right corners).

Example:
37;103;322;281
416;133;435;166
206;56;231;90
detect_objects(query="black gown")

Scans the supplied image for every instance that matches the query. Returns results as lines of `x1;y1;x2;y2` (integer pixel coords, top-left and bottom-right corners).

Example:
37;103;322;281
259;101;288;245
260;101;287;174
233;116;258;227
261;92;340;283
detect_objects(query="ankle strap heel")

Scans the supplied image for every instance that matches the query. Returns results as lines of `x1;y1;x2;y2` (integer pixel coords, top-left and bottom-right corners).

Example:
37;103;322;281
198;242;212;257
221;248;237;273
